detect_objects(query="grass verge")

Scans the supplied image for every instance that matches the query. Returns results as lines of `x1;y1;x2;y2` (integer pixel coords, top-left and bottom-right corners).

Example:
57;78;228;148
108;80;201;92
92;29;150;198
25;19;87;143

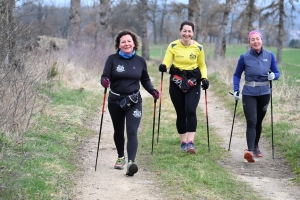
0;84;101;199
137;65;262;199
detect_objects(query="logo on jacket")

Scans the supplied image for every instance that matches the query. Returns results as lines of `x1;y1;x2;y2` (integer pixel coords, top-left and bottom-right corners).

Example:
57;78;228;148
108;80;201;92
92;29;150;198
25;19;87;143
116;65;125;72
133;109;142;118
189;53;196;60
263;59;268;62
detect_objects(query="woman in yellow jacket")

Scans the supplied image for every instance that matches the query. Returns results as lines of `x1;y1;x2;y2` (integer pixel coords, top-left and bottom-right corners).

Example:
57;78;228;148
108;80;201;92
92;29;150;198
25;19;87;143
159;21;209;154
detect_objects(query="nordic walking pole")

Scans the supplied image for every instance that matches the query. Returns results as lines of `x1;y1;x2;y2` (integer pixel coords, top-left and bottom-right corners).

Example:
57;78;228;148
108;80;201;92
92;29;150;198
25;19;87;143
228;92;239;151
95;87;107;171
204;89;210;152
270;79;274;159
151;99;157;155
157;72;164;143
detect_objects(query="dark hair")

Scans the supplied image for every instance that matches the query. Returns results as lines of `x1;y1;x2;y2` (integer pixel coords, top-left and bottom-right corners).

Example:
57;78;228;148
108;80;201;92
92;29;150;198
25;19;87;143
114;29;140;52
179;21;195;32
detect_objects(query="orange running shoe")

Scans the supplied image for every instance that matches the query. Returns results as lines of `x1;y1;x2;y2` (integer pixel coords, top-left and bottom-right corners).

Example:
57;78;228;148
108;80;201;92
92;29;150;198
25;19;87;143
244;151;255;163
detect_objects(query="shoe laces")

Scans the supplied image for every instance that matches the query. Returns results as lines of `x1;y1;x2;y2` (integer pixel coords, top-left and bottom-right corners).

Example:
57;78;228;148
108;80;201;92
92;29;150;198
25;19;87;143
116;157;124;164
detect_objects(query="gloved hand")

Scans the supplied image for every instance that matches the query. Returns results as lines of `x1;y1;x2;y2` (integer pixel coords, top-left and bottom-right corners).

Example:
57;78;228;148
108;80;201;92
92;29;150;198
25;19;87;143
101;77;110;88
151;89;160;100
234;91;240;101
201;78;209;90
159;64;167;72
268;72;275;80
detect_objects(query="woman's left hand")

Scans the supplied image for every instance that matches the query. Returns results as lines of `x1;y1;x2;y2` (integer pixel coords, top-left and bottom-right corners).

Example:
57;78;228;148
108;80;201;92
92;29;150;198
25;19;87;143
151;89;160;99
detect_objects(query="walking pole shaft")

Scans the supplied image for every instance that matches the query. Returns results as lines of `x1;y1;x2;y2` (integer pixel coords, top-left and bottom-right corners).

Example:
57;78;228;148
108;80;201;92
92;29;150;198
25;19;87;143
205;90;210;152
95;88;107;171
228;100;238;151
151;99;157;155
270;80;274;159
157;72;163;143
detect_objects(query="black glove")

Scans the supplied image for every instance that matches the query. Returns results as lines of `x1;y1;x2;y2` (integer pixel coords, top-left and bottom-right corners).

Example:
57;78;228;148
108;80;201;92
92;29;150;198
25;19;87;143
201;78;209;90
159;64;167;72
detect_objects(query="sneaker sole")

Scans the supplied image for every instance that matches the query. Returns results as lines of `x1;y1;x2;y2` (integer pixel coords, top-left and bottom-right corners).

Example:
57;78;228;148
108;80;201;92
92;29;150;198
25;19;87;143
187;148;196;154
126;164;138;176
254;154;263;158
114;165;124;170
244;152;255;162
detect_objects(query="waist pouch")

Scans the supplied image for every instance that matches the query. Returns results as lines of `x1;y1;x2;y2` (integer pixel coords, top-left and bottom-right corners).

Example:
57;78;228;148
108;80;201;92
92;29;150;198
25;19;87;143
169;65;201;92
119;91;140;111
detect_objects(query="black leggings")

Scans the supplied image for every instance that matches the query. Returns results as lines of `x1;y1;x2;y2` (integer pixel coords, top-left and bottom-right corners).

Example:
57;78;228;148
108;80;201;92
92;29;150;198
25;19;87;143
169;79;201;134
108;93;142;162
242;94;270;151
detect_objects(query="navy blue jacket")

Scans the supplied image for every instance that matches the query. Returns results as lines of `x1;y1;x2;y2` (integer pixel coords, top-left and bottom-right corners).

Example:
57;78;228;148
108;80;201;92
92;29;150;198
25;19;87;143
233;47;280;96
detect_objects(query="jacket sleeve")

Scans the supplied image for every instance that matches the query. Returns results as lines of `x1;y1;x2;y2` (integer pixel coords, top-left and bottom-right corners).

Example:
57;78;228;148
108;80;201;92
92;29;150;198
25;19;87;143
197;45;207;79
270;53;280;80
101;55;113;81
233;54;245;91
140;62;155;93
162;43;174;69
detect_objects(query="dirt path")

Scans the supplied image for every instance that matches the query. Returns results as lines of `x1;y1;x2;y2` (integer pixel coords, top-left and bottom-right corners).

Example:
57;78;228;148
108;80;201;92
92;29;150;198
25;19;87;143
72;88;300;200
198;88;300;200
72;90;165;200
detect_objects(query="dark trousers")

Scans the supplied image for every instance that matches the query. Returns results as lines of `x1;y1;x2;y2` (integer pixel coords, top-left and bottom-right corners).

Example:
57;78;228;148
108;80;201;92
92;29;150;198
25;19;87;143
169;79;201;134
242;94;270;151
108;93;142;162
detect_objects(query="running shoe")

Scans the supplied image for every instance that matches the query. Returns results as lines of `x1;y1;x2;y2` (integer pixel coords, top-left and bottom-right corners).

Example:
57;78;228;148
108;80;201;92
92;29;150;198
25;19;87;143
254;147;263;157
186;141;196;154
244;150;255;163
114;157;125;169
126;160;138;176
180;142;188;151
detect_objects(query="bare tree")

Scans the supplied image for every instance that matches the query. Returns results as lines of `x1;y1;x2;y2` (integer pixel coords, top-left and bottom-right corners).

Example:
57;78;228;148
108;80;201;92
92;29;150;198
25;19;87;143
159;0;169;43
214;0;232;59
139;0;150;60
95;0;111;49
188;0;202;40
260;0;298;64
148;0;159;44
68;0;81;48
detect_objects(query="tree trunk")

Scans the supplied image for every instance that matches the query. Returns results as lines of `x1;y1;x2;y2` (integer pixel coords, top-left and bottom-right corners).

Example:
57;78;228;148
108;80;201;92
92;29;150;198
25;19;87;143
214;0;231;59
140;0;150;60
96;0;111;49
159;0;168;43
0;0;16;67
276;0;284;64
188;0;202;40
68;0;81;48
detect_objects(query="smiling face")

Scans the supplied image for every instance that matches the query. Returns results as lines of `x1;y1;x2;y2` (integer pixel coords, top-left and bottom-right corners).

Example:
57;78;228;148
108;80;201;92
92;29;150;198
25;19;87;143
119;34;135;54
180;24;194;44
249;33;262;52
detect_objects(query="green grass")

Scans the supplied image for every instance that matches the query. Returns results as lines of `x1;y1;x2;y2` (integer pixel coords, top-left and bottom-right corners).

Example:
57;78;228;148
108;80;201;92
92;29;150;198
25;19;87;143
0;85;101;199
1;43;299;199
136;65;261;199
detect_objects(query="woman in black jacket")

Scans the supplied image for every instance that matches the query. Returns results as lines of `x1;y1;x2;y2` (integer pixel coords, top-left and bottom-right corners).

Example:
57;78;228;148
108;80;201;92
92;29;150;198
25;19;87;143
101;29;159;176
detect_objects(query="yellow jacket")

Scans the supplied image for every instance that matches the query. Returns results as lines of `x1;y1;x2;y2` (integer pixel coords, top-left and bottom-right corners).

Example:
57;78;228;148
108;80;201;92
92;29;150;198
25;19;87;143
162;39;207;79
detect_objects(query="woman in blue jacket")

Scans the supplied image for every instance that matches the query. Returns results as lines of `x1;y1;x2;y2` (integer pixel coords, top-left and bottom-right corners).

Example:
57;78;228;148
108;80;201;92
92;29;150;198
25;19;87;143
233;30;280;163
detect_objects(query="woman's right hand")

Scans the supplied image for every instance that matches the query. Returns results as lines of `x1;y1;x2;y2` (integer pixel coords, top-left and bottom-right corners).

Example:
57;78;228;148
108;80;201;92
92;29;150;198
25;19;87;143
158;64;167;72
101;77;110;88
233;91;240;101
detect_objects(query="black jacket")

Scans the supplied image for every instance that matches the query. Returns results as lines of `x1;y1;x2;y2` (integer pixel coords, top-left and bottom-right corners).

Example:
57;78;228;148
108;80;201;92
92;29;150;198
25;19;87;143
101;53;155;95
